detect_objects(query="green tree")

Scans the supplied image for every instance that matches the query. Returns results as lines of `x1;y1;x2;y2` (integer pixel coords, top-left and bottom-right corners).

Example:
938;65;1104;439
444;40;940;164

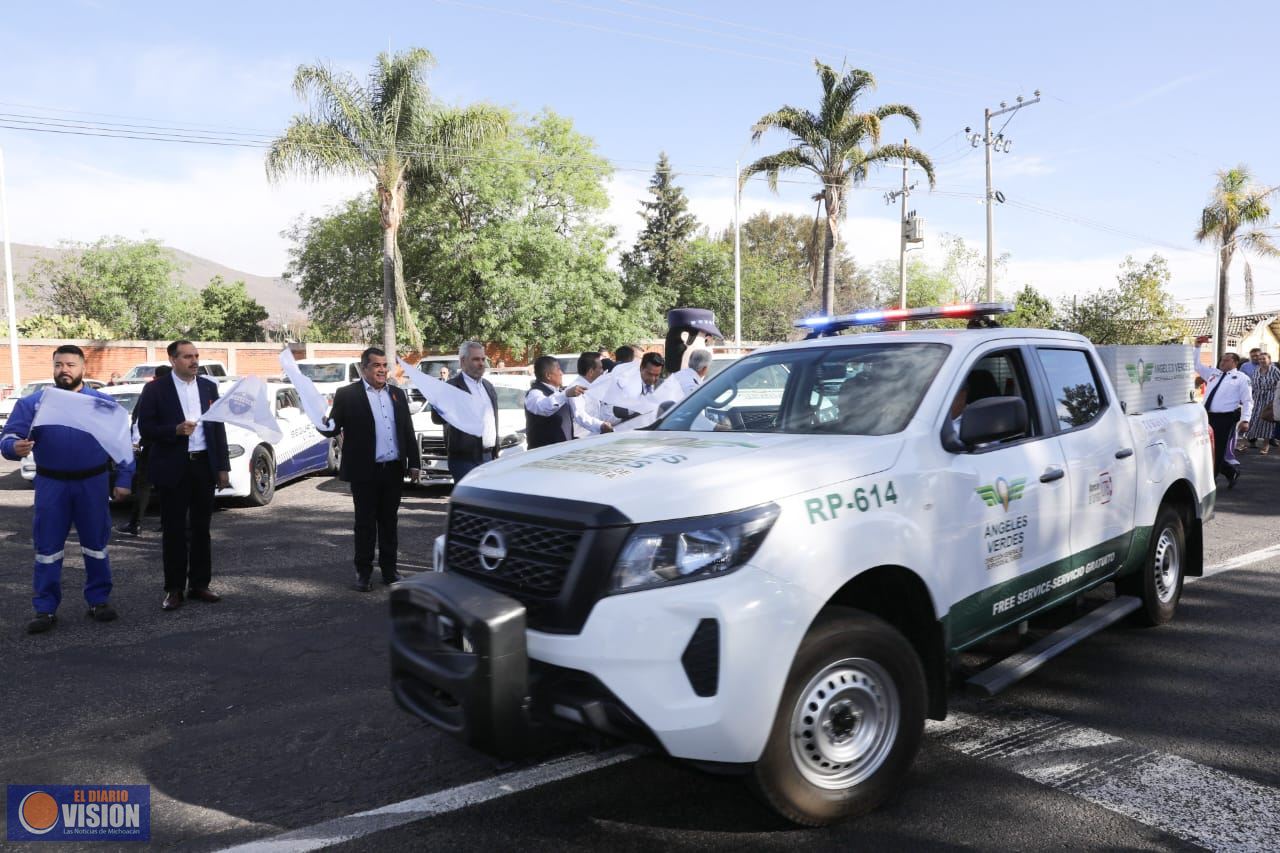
1195;165;1279;351
743;60;936;315
621;152;698;309
16;313;114;339
191;276;270;341
939;234;1008;303
1004;285;1057;329
267;48;506;353
1060;255;1189;344
286;110;647;354
24;237;196;339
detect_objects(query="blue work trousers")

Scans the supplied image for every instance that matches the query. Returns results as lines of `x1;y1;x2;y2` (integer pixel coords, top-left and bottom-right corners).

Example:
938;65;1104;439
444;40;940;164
32;472;113;614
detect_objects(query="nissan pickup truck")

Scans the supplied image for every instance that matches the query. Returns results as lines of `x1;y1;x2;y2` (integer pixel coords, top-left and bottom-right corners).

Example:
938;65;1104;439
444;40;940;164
390;304;1214;826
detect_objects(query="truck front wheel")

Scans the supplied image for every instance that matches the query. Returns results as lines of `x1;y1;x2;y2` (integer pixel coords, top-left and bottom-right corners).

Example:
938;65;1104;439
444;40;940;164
750;608;926;826
1121;504;1184;626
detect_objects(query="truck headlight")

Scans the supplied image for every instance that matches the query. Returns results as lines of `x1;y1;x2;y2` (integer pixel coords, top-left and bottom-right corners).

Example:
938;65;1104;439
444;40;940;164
610;503;779;593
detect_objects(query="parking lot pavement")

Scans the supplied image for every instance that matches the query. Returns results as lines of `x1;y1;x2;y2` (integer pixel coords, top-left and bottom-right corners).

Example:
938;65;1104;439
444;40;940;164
2;454;1279;851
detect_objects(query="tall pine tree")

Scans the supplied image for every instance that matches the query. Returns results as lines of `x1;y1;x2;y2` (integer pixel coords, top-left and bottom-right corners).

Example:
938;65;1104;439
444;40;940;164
622;152;697;304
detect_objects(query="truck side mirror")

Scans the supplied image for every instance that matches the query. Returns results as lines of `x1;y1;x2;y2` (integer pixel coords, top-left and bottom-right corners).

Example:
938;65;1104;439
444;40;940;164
959;396;1029;447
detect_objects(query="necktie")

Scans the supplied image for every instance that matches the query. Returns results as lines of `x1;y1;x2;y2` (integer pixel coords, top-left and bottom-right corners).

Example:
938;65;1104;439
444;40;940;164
1203;374;1224;412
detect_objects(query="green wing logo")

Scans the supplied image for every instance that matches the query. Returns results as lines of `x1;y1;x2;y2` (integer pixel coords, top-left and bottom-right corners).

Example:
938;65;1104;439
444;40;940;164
1125;360;1153;387
975;476;1027;512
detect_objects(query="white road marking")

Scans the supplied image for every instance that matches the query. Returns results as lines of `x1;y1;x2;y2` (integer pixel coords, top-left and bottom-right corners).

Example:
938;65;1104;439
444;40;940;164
214;748;641;853
217;543;1280;852
1197;542;1280;580
930;703;1280;852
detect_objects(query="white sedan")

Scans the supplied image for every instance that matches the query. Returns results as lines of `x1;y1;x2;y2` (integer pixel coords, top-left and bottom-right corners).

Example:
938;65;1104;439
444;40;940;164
219;383;337;506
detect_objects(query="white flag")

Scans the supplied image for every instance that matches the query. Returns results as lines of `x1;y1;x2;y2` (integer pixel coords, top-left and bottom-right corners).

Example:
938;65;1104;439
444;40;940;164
397;358;486;437
279;347;334;431
198;376;283;443
29;387;133;463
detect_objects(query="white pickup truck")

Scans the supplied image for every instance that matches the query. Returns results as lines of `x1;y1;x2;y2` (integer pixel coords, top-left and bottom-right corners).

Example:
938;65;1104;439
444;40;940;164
390;305;1214;826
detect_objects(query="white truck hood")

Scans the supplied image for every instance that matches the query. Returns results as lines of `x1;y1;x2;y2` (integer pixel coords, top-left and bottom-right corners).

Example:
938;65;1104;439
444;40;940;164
456;431;904;524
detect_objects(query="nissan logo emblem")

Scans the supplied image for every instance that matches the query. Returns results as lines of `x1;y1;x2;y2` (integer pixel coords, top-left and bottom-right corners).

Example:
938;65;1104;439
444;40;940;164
477;529;508;571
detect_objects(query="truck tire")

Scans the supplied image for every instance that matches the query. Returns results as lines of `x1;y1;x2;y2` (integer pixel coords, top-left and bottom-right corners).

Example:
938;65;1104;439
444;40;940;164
1121;504;1184;626
750;608;926;826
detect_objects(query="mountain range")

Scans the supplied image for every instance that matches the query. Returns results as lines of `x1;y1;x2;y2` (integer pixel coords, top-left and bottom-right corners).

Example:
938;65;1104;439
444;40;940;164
3;243;304;322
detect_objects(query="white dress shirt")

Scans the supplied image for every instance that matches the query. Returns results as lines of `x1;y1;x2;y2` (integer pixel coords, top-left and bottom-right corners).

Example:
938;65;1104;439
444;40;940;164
462;373;497;450
569;375;615;437
172;372;207;452
1196;363;1253;420
363;381;400;462
671;367;703;397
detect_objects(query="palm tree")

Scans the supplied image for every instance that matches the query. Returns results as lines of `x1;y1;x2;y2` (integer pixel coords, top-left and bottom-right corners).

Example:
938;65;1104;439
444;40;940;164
744;60;936;316
1195;166;1278;355
267;48;505;352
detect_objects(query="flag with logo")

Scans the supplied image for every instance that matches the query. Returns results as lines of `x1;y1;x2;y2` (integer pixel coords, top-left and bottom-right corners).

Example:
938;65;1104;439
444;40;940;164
29;387;133;463
197;376;283;443
397;358;486;437
278;347;334;431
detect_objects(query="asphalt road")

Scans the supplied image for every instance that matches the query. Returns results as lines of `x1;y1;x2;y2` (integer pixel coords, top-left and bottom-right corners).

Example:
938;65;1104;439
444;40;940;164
1;449;1278;852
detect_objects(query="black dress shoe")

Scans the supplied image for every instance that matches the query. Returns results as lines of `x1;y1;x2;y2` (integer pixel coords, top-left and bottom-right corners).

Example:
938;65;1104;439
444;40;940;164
1227;469;1240;489
162;592;184;611
116;522;140;537
352;577;372;592
381;573;402;586
187;588;222;603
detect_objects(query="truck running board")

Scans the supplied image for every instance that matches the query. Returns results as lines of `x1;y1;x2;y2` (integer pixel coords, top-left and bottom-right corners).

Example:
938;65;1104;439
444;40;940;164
965;596;1142;697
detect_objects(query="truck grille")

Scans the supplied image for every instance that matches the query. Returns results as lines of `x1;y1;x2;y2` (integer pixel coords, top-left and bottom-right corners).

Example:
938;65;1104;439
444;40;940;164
447;508;583;597
419;434;447;457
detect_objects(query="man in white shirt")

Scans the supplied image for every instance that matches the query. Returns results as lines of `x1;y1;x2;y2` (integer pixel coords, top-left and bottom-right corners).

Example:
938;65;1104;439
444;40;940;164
568;352;616;438
433;341;500;482
524;356;587;449
1196;346;1252;488
669;348;712;398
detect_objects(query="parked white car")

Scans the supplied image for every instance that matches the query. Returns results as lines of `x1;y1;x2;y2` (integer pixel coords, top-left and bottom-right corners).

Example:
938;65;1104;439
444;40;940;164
219;383;338;505
122;361;230;383
2;378;107;431
411;373;530;484
293;358;363;406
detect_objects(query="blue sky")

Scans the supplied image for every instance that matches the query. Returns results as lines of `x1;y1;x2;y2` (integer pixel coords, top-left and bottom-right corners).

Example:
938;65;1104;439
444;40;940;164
2;0;1278;319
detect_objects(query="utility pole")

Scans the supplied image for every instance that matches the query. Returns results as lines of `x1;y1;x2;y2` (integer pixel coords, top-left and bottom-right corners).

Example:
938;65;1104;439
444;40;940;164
0;148;20;394
967;90;1041;301
885;140;922;331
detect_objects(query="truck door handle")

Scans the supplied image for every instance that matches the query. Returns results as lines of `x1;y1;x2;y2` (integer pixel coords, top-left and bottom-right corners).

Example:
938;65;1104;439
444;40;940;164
1115;447;1134;459
1040;467;1065;483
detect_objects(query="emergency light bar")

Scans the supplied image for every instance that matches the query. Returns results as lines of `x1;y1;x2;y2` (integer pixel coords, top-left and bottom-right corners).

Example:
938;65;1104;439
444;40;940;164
796;302;1014;338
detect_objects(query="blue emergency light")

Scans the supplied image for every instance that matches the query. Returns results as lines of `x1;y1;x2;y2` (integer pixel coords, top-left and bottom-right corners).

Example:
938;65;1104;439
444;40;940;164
796;302;1014;338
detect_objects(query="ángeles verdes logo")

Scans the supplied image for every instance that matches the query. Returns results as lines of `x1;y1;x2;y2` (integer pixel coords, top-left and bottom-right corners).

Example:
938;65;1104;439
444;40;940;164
7;785;150;842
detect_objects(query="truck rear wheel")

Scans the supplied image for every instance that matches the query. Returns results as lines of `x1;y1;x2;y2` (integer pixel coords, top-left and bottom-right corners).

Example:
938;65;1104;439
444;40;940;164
1121;504;1184;626
750;608;925;826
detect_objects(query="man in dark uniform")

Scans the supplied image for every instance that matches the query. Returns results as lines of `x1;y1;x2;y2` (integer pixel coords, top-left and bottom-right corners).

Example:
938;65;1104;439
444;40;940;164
1;345;135;633
432;341;500;482
524;355;585;449
323;347;420;591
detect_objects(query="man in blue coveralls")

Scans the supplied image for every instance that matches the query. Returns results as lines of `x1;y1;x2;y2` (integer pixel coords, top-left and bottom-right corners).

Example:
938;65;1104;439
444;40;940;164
0;344;134;634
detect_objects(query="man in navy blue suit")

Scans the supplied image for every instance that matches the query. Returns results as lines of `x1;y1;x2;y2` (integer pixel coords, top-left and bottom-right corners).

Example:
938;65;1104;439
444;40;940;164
136;340;231;611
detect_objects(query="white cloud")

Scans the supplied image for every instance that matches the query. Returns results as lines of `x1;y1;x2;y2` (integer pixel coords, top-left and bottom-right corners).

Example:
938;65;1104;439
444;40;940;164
3;149;366;276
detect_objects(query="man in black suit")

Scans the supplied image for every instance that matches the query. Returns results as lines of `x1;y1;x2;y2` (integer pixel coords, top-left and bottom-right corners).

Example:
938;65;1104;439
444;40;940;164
136;341;231;611
324;347;420;591
432;341;500;482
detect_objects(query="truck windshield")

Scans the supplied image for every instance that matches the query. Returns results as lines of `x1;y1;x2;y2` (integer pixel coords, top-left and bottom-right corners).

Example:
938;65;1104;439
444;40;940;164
657;342;950;436
298;363;348;383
